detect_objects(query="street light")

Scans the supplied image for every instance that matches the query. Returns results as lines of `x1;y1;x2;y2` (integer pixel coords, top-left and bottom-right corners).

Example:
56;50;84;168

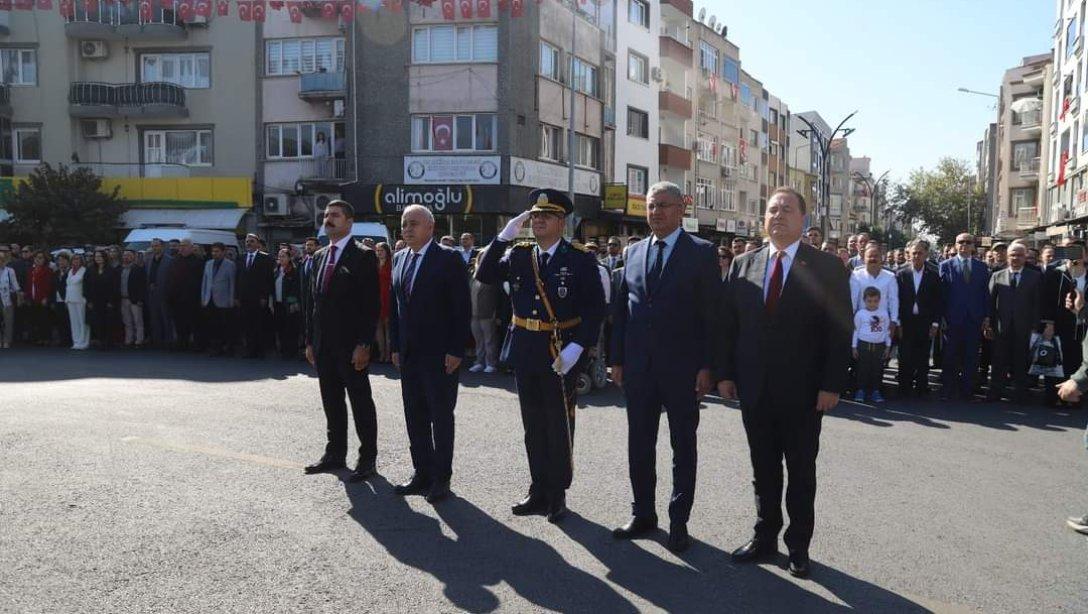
957;87;999;98
796;111;858;239
851;169;890;236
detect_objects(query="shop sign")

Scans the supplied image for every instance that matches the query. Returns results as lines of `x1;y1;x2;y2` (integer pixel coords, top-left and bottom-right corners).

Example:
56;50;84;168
682;217;699;233
626;195;647;217
715;218;729;232
374;184;474;214
509;156;601;196
735;220;748;236
604;184;628;210
403;155;501;185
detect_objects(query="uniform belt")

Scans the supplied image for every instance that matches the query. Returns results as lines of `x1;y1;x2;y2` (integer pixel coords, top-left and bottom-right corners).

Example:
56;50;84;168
512;316;582;332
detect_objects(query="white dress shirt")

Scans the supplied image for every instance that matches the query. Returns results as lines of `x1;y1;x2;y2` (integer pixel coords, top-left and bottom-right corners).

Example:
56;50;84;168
763;239;801;301
850;266;900;325
646;226;683;275
404;238;433;291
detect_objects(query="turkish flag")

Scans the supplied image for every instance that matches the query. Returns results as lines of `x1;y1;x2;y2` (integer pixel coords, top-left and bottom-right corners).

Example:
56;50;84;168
432;115;454;151
58;0;73;15
339;1;352;18
439;0;452;18
474;0;487;16
320;0;334;16
194;0;209;15
1061;97;1071;121
509;0;521;17
138;0;151;18
458;0;470;17
1060;150;1070;186
237;0;252;20
287;0;300;19
36;0;51;8
177;0;192;20
83;0;97;12
13;0;32;10
252;0;265;19
216;0;228;14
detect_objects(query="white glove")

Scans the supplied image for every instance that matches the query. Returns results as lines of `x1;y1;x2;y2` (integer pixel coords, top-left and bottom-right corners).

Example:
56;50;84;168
499;211;532;242
552;342;584;376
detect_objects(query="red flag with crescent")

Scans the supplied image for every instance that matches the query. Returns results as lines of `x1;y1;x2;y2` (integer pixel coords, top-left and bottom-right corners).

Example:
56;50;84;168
237;0;252;20
194;0;209;15
458;0;470;17
320;0;334;16
252;0;265;20
432;116;454;151
83;0;97;13
138;0;151;18
177;0;192;20
474;0;487;16
216;0;228;14
287;0;301;19
1060;150;1070;186
339;1;352;19
509;0;521;17
439;0;453;19
58;0;73;15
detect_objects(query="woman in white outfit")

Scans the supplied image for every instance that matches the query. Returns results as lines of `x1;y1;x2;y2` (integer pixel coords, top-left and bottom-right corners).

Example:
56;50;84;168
65;254;90;350
0;252;20;349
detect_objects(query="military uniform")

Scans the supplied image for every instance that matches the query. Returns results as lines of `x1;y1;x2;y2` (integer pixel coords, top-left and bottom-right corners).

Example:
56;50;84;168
475;189;606;520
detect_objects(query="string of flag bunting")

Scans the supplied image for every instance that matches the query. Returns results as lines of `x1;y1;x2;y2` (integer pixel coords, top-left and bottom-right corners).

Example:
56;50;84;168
0;0;599;20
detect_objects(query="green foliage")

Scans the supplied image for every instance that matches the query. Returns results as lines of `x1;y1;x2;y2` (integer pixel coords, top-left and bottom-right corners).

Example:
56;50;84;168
855;223;910;250
0;163;126;247
887;157;985;246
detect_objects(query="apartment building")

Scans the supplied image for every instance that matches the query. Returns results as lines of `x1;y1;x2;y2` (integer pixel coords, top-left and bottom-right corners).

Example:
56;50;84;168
848;156;871;228
765;91;788;199
734;69;763;237
828;137;850;238
793;110;830;229
657;0;694;211
977;122;997;233
991;53;1049;238
1;6;257;232
1045;1;1088;235
690;15;739;236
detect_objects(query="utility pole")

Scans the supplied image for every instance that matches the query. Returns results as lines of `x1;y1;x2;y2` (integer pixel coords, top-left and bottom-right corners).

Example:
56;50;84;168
566;2;577;237
796;111;858;239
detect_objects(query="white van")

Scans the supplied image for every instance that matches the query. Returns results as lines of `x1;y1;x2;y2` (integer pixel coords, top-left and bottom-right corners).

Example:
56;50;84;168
123;228;241;252
318;222;391;245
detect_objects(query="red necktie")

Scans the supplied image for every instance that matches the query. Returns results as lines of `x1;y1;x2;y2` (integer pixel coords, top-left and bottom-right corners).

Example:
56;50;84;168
321;245;338;294
765;251;784;315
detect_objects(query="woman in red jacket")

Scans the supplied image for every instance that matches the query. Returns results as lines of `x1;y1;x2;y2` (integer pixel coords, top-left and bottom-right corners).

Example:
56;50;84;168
27;251;55;345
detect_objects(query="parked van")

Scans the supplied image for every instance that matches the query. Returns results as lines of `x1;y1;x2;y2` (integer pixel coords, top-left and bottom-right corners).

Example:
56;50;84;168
123;228;241;252
317;222;391;245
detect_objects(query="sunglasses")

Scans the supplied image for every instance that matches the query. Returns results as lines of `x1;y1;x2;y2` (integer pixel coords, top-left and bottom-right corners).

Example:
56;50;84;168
957;240;973;245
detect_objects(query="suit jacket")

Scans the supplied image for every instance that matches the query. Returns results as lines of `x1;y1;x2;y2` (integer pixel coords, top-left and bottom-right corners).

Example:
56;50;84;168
274;266;302;305
939;257;991;326
236;251;275;304
84;266;120;306
145;253;172;301
602;254;625;271
896;264;943;328
166;253;204;303
120;265;147;304
201;258;236;308
716;242;853;410
390;242;472;361
304;239;380;357
989;267;1042;338
1041;262;1086;338
611;230;719;378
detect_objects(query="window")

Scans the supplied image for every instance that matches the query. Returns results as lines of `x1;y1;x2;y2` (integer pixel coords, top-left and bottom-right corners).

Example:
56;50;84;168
1082;120;1088;151
1012;141;1039;170
627;51;648;84
541;124;563;161
627;165;647;196
1012;187;1035;210
626;107;648;138
540;42;561;80
571;58;598;97
696;177;713;209
1;49;37;86
13;126;40;163
412;25;497;63
722;57;739;84
627;0;648;28
699;41;718;73
696;135;716;162
722;188;735;211
740;83;752;108
144;129;213;166
1068;18;1079;58
266;122;343;159
141;52;210;89
769;109;779;125
574;133;599;169
265;38;345;75
409;114;495;152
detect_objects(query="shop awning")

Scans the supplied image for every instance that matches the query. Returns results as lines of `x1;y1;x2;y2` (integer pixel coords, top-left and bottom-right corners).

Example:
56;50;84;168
121;208;246;230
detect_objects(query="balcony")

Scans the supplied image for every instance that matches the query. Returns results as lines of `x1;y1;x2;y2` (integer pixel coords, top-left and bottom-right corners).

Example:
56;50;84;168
1019;157;1040;179
299;71;346;101
0;84;10;117
658;90;692;119
0;10;9;36
1019;110;1042;131
660;34;693;65
294;158;352;185
603;106;615;128
65;1;188;40
73;162;193;178
68;82;188;118
661;0;693;17
1016;207;1038;230
659;143;691;171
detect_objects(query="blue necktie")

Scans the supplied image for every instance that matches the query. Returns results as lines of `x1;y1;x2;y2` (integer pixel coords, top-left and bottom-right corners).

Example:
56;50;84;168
403;252;420;298
647;240;665;294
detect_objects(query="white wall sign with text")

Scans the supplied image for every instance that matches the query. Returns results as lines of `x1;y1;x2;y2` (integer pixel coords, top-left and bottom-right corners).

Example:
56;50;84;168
403;155;501;185
508;156;601;196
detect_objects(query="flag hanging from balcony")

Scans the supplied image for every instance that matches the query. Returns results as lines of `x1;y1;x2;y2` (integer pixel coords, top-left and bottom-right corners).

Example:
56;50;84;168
13;0;33;10
509;0;521;17
433;116;454;151
1060;150;1070;186
194;0;209;15
237;0;252;19
177;0;193;19
252;0;266;20
458;0;470;17
440;0;454;19
216;0;228;14
320;0;335;16
57;0;72;14
138;0;151;18
475;0;488;17
1061;97;1071;121
36;0;51;9
287;0;301;19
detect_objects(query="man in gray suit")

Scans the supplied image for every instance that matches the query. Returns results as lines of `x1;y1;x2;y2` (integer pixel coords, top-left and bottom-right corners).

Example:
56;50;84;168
986;242;1042;402
146;238;174;347
201;242;236;356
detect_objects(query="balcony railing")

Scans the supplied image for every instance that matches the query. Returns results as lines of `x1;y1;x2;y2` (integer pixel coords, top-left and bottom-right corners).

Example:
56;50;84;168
69;82;188;118
65;1;187;40
73;162;193;178
660;25;690;47
1019;157;1040;178
1016;207;1038;230
297;158;350;182
299;71;346;100
1018;110;1042;129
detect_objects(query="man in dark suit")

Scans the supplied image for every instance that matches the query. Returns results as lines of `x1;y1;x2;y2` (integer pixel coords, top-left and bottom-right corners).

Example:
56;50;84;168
716;187;852;578
986;243;1042;402
390;205;471;503
896;239;943;396
201;242;236;356
1041;241;1087;406
303;201;381;483
236;233;275;358
475;189;606;523
601;236;625;271
145;238;174;347
457;232;480;266
938;233;992;400
608;182;718;553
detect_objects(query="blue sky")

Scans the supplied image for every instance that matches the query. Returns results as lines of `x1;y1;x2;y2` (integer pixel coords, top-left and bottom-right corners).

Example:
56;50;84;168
704;0;1054;182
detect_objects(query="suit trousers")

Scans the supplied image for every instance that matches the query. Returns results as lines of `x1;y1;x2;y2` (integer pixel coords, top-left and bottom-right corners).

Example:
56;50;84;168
316;351;378;465
169;297;200;347
66;302;90;349
121;298;145;345
942;321;983;398
0;304;13;346
241;299;267;356
470;317;498;367
147;291;173;345
743;382;823;553
204;305;234;352
400;355;459;481
990;330;1031;399
624;371;700;523
898;318;933;393
514;365;580;496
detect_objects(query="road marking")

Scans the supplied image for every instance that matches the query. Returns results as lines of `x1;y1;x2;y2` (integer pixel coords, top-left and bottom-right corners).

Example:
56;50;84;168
121;436;302;470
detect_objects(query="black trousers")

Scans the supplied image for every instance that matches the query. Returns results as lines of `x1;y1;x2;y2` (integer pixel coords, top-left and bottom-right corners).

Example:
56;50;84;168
88;302;116;347
898;318;934;393
514;365;581;496
855;341;885;393
272;302;300;357
316;350;378;465
205;305;234;352
401;355;459;481
241;299;267;356
743;384;823;553
170;297;200;347
624;371;699;524
990;329;1031;399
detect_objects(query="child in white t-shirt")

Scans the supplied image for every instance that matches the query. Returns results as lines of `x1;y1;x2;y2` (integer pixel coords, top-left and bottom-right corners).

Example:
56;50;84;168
852;286;891;403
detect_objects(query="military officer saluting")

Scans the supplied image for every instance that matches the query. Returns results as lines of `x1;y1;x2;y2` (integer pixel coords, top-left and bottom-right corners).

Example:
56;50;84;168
475;188;606;523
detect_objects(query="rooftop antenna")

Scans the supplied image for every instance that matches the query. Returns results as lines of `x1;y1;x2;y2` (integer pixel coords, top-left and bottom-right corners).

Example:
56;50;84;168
697;7;706;22
708;15;716;30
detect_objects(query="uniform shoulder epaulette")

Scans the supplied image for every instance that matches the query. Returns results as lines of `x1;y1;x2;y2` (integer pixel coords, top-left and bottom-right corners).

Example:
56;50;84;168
512;241;535;249
570;241;593;254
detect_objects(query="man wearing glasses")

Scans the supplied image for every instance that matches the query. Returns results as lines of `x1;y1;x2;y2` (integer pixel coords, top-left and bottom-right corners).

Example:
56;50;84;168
602;237;625;271
938;233;991;400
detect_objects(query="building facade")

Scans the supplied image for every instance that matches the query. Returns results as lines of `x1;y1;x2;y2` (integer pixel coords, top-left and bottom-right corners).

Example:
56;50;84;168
993;53;1049;238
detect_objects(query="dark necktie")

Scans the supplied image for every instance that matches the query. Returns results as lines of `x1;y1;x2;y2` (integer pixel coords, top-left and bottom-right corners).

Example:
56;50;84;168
213;259;222;277
403;252;420;298
647;240;665;294
962;259;971;284
320;246;338;294
540;251;551;272
1011;271;1019;290
765;251;784;315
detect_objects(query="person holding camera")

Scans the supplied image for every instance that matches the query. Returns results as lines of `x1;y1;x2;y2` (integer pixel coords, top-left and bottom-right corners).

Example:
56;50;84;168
1042;240;1088;407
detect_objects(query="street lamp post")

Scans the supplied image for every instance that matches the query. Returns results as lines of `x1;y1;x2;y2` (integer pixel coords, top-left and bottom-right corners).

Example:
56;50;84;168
796;111;858;239
851;169;890;234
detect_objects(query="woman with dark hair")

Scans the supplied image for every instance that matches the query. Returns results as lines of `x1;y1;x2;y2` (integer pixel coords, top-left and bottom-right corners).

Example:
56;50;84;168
272;248;302;359
53;252;71;346
27;251;55;345
84;250;120;349
375;241;393;363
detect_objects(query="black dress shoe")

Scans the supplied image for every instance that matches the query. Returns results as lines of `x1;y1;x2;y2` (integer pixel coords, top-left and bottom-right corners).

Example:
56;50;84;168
788;550;811;578
667;523;691;553
612;515;658;539
393;475;431;496
730;538;778;563
303;459;346;474
348;462;377;483
511;494;548;516
426;479;451;504
545;493;568;523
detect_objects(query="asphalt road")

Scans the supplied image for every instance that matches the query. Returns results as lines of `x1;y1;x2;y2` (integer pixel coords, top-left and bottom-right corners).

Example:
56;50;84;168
1;349;1086;613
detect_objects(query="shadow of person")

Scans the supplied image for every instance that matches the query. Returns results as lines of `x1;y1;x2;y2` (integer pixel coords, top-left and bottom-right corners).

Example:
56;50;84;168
342;476;637;613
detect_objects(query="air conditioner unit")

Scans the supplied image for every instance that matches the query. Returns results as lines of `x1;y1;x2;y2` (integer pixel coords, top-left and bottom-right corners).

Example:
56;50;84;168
651;67;663;82
313;193;337;212
80;40;108;59
263;194;288;216
80;119;112;139
333;99;345;118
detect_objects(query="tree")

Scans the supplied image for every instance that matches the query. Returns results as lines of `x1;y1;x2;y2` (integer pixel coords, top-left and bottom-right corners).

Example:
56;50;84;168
887;157;985;246
855;224;910;250
0;163;127;247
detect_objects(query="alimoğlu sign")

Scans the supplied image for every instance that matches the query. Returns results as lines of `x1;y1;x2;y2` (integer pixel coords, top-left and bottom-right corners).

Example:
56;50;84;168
373;184;474;214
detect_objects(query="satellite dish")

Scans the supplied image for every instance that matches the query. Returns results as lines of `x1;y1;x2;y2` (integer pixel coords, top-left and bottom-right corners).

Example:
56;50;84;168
697;7;706;22
708;15;716;29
